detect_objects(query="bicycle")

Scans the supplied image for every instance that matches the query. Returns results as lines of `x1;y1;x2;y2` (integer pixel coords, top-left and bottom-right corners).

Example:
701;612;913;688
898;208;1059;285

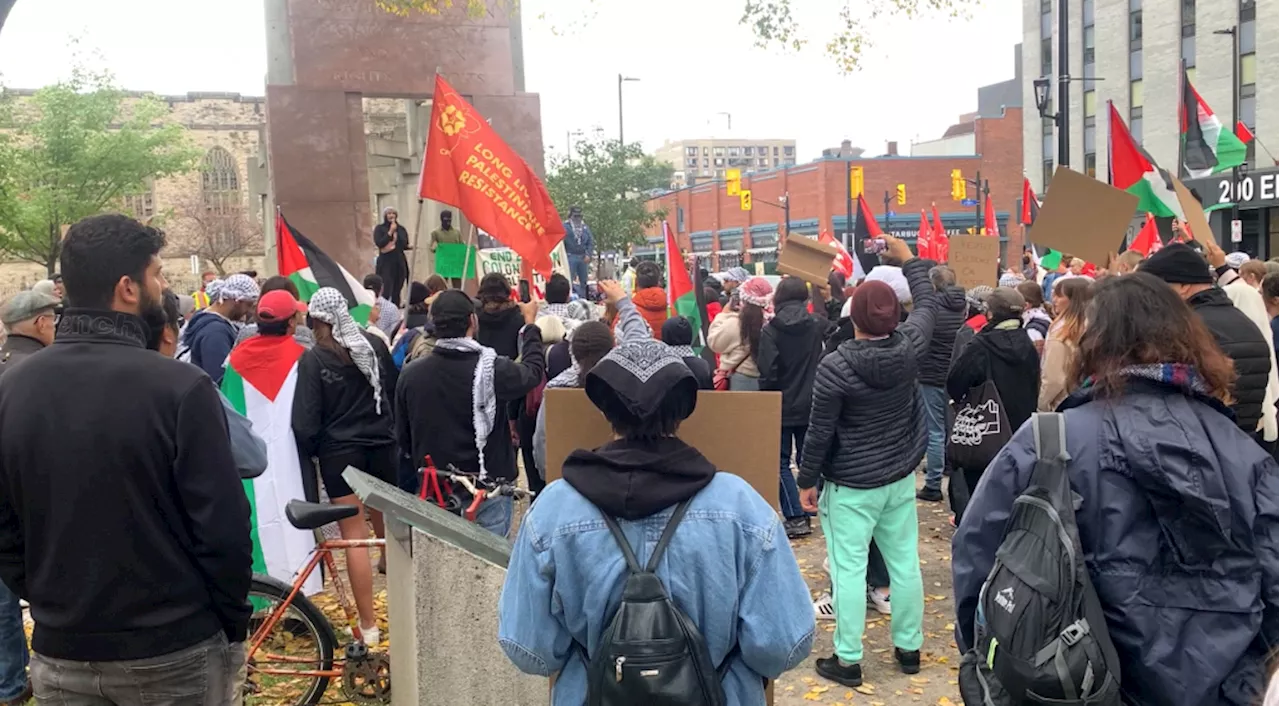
417;455;536;519
244;500;390;706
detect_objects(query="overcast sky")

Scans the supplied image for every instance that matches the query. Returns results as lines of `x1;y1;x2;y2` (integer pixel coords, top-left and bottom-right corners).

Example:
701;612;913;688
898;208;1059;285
0;0;1023;162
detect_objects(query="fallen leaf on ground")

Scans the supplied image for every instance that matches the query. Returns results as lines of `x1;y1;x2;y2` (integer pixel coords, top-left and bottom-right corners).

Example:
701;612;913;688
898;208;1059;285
910;676;930;684
855;684;876;695
935;655;950;664
938;697;957;706
944;623;954;630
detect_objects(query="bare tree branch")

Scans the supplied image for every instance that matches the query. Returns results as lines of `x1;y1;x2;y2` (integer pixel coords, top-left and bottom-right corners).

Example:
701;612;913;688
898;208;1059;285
165;189;262;276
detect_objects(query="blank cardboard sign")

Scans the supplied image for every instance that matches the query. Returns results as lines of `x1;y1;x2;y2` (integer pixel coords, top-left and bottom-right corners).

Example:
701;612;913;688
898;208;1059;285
1028;167;1139;267
542;388;781;510
1172;177;1216;247
948;235;1000;289
776;234;836;287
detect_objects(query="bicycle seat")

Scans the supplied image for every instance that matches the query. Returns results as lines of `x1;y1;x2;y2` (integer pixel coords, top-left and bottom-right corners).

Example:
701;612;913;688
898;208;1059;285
285;500;359;530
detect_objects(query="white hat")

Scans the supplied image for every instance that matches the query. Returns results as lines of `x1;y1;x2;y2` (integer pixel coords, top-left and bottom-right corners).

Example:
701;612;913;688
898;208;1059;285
864;265;912;303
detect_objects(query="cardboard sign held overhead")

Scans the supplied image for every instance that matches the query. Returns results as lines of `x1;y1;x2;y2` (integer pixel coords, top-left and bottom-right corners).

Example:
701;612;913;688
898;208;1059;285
542;389;781;510
947;235;1000;289
776;234;834;287
1028;167;1139;268
1172;177;1216;247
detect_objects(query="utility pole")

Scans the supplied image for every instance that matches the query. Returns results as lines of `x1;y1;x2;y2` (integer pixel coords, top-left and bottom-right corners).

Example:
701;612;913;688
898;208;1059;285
975;170;983;233
1214;27;1241;231
845;161;854;251
1057;0;1070;167
617;74;640;146
883;190;892;232
783;193;791;237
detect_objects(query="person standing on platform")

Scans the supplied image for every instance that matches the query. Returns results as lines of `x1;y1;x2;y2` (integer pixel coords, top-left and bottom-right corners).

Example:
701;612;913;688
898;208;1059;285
374;207;411;306
563;206;595;298
429;210;465;288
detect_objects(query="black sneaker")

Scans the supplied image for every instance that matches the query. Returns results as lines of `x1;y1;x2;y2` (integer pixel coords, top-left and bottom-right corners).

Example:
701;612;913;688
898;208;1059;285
916;486;944;502
784;516;812;538
815;655;862;686
895;647;921;675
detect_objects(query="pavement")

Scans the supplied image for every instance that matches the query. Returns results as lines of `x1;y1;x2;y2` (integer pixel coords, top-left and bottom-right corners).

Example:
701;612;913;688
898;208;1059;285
773;486;962;706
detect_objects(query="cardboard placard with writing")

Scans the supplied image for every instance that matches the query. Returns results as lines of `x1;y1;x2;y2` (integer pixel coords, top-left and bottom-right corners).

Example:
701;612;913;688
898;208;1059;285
775;234;835;287
1172;177;1216;247
1028;166;1139;267
947;235;1000;289
542;389;781;510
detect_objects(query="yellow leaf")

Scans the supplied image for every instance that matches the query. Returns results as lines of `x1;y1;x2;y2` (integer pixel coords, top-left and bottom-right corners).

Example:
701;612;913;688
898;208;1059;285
785;685;796;692
936;655;950;664
910;676;930;684
870;648;890;653
909;687;925;695
845;691;855;700
813;686;832;694
938;697;957;706
944;622;955;630
871;702;886;706
895;690;904;696
803;677;816;684
855;685;876;695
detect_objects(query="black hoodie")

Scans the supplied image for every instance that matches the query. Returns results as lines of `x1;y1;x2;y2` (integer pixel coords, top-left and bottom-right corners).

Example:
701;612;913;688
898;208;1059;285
946;319;1041;438
561;437;717;520
757;299;832;426
292;330;398;459
477;303;526;359
918;285;968;387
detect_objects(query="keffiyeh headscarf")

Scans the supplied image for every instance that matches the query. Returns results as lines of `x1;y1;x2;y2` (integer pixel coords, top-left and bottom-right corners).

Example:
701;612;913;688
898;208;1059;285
433;333;499;480
208;274;260;304
309;287;384;414
737;276;775;321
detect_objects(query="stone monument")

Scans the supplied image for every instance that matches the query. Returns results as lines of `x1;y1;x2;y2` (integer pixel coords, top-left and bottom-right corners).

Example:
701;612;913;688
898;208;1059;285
264;0;546;276
345;469;547;706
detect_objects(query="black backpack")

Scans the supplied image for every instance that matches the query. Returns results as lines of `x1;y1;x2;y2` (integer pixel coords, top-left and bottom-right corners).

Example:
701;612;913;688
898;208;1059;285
958;412;1122;706
947;339;1012;471
586;499;728;706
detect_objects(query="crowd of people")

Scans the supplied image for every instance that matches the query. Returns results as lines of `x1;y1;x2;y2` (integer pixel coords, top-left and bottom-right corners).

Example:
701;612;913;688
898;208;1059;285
0;208;1275;705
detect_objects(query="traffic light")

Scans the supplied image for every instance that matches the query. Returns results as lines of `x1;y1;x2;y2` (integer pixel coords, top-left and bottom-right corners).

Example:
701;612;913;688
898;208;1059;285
740;189;753;211
950;169;966;201
726;168;741;196
849;166;864;199
895;183;906;206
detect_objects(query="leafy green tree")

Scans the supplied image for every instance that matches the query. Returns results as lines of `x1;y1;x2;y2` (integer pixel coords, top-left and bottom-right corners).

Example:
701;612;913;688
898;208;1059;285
0;67;199;274
545;138;672;256
372;0;967;73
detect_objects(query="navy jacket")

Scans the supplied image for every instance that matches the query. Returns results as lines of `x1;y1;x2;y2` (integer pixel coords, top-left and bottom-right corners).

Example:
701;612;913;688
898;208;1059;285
181;309;237;384
798;258;937;490
953;378;1278;706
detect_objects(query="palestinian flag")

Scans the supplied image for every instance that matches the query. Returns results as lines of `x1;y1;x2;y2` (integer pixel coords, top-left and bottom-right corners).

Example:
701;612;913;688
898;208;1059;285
1021;179;1041;225
222;335;321;596
852;193;883;276
1109;103;1185;219
1036;247;1064;271
276;211;376;323
664;221;703;352
1182;71;1247;178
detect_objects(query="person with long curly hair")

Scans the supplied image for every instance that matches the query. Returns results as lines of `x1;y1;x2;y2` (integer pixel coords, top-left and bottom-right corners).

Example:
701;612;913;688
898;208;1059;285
708;276;773;390
954;272;1277;706
1038;276;1092;411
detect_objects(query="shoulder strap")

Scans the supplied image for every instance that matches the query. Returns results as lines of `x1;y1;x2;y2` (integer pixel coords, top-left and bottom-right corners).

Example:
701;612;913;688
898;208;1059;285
646;499;692;573
1032;412;1068;462
599;513;644;574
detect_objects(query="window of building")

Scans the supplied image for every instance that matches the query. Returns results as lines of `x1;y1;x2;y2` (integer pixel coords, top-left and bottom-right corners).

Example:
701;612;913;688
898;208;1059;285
714;158;724;167
1040;0;1051;14
1084;90;1097;117
728;146;741;157
783;145;794;156
758;157;769;167
1043;159;1054;192
743;146;753;156
122;179;155;220
1083;0;1094;25
774;158;782;166
702;146;709;155
200;147;243;248
715;169;724;178
1130;79;1143;108
1186;67;1196;83
1043;133;1054;162
713;147;725;157
686;158;698;168
1130;50;1143;79
1130;106;1144;143
1041;9;1052;38
773;146;779;155
1241;85;1256;128
1083;25;1095;66
1183;35;1195;67
703;158;709;167
1041;37;1053;76
1084;118;1096;153
1043;117;1054;135
677;206;685;233
1241;53;1257;84
685;146;698;156
1085;153;1097;178
1130;9;1142;49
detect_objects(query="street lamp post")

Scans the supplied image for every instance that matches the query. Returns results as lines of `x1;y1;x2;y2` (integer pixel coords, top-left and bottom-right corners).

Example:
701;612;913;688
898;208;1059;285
1213;27;1240;229
617;74;640;145
566;129;584;158
1056;0;1070;169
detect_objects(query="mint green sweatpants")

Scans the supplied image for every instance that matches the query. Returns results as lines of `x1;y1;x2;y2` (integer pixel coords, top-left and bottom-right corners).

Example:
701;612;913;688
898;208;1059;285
819;474;924;663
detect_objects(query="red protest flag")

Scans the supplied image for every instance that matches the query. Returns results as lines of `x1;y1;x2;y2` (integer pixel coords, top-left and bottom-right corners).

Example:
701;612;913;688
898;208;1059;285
1021;179;1041;225
421;74;564;277
1129;212;1161;256
983;192;1000;238
1236;120;1255;144
930;202;950;262
917;210;934;259
819;230;856;279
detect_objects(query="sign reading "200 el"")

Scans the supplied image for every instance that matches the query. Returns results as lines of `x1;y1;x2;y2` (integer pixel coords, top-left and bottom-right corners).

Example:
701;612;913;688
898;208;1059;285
1188;168;1279;209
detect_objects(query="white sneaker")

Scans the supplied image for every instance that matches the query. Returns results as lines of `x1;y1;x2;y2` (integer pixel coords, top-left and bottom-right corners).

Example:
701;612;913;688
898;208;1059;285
868;588;891;616
823;556;830;575
813;592;836;620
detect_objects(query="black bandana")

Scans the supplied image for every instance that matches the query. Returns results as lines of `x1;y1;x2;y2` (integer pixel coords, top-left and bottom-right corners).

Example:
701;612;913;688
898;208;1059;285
585;340;698;421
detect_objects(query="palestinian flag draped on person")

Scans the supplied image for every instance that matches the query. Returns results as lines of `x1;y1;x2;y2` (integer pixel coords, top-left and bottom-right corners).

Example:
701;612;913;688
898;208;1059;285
275;211;376;323
222;331;321;596
1182;71;1247;178
664;221;703;352
1108;102;1185;219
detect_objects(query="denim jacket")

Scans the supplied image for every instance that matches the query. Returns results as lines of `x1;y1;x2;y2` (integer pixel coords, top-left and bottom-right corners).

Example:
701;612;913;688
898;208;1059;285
498;474;815;705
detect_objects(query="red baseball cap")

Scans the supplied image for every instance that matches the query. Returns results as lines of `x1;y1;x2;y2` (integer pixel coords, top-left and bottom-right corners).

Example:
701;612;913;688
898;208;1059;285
257;290;306;321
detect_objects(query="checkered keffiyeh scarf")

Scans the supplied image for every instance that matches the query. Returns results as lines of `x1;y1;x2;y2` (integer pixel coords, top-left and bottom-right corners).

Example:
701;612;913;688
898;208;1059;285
433;336;499;480
208;274;259;303
309;287;384;414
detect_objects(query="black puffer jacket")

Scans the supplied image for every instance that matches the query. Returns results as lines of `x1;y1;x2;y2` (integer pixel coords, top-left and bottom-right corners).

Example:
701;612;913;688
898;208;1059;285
757;299;831;427
1188;287;1272;434
798;259;937;490
918;285;967;387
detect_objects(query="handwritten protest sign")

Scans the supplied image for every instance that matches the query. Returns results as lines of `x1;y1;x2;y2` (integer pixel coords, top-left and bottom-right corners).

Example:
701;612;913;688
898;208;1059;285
948;235;1000;289
476;242;569;290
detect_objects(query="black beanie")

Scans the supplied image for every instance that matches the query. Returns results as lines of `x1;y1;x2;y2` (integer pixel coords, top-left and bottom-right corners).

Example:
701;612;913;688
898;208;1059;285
1140;243;1213;284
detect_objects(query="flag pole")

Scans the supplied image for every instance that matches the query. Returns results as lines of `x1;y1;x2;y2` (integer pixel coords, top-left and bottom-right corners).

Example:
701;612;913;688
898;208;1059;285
463;225;481;295
408;198;426;296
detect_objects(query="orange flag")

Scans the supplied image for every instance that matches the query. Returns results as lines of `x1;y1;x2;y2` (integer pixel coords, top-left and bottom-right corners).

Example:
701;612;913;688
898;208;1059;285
421;74;564;276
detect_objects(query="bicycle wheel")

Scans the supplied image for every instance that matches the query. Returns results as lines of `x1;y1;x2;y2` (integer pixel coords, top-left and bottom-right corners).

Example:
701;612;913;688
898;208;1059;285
245;574;338;706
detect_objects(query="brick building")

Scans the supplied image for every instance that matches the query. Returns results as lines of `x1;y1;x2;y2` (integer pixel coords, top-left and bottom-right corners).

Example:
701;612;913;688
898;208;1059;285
643;106;1027;272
